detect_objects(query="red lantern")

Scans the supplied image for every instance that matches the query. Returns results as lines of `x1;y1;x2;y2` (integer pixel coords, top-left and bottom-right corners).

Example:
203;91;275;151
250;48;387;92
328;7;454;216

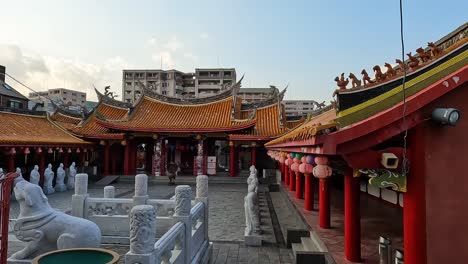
36;147;42;153
313;156;332;178
299;163;313;174
10;147;16;155
76;148;81;153
59;148;63;153
24;147;30;154
68;148;72;153
48;148;53;154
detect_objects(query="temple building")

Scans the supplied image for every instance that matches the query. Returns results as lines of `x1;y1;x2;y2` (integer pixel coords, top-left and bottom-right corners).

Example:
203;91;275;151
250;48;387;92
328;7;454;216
265;23;467;263
1;76;323;182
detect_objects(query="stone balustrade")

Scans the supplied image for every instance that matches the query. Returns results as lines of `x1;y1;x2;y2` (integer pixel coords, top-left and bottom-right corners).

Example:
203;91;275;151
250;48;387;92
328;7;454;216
124;177;212;264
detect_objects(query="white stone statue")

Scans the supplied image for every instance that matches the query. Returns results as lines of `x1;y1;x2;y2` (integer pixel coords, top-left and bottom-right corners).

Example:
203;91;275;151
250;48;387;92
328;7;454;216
10;179;101;260
55;163;67;192
0;167;4;179
29;165;40;186
247;165;259;193
244;180;260;236
67;162;76;190
43;164;55;194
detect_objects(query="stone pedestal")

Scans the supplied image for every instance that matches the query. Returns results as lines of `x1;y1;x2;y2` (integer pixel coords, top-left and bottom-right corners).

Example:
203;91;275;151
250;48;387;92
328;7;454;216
245;234;262;246
7;258;33;264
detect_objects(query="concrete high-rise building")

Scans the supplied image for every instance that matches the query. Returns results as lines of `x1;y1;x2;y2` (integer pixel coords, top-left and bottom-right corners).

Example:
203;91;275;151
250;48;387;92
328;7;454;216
28;88;86;112
122;68;236;103
238;88;276;103
283;100;325;118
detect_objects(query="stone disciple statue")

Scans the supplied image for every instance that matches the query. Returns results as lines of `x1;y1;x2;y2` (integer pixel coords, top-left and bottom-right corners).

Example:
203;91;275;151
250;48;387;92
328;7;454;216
67;162;76;190
55;163;67;192
29;165;40;186
244;179;260;236
247;165;259;193
10;178;101;260
43;164;55;194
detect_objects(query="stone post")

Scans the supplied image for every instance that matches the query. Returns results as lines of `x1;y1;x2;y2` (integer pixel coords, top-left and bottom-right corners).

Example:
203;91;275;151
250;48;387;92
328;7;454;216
195;175;209;240
71;173;89;218
174;185;192;264
133;174;149;206
125;205;157;264
104;186;115;198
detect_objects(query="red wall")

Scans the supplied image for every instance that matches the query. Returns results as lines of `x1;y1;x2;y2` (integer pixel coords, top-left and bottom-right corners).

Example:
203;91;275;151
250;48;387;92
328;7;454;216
420;82;468;263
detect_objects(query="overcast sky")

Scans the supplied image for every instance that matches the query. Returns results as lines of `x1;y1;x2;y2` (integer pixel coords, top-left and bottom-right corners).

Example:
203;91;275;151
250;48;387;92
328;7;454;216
0;0;466;102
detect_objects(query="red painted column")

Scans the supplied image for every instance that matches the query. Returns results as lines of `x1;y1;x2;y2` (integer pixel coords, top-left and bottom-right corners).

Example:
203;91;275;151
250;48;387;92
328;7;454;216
404;125;427;264
304;174;314;211
39;152;45;186
63;153;69;168
251;144;257;166
104;143;110;176
123;140;130;175
289;167;295;191
160;140;166;176
284;164;289;185
8;153;15;173
295;171;303;199
344;172;361;262
319;178;330;228
229;142;235;177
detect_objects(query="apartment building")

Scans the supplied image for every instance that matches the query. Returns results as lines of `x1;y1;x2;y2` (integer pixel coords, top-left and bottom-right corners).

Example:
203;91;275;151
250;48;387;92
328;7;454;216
29;88;86;112
238;88;276;103
283;100;322;118
122;68;236;103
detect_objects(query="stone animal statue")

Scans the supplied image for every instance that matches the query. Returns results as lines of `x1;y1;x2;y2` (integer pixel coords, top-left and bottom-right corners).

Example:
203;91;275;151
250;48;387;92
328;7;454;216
10;179;101;260
43;164;55;195
406;52;420;69
384;63;396;77
395;59;408;74
348;73;361;88
361;69;375;86
67;162;76;190
373;65;386;82
55;163;67;192
416;47;431;62
428;42;442;57
29;165;40;186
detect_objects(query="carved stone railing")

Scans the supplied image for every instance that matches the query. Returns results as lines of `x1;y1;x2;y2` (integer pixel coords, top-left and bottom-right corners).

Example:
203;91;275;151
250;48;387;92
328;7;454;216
71;174;207;243
125;175;211;264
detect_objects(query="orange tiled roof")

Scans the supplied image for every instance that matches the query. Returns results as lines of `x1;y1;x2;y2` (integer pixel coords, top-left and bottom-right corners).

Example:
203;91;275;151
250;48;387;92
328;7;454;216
265;109;338;146
285;117;305;129
0;112;91;146
70;103;128;139
230;103;290;140
96;96;256;133
49;112;81;130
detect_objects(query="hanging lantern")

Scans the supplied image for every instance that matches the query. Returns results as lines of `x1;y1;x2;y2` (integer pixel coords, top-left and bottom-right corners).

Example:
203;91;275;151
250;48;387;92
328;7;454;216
306;155;314;165
59;148;64;153
48;148;53;154
76;148;81;153
68;148;72;153
290;153;296;158
121;140;127;146
36;147;42;153
295;153;303;159
299;162;314;174
10;147;16;155
83;148;88;153
24;147;30;164
313;156;332;179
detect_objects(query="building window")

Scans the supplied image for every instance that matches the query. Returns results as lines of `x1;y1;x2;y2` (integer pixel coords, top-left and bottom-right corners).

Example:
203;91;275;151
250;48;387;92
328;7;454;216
126;99;131;103
7;100;23;109
63;98;67;101
162;90;167;95
72;93;77;96
72;99;76;102
63;91;67;94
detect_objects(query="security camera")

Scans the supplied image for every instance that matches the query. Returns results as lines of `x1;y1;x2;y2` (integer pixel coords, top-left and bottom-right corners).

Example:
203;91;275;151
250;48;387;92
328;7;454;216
432;108;461;126
381;153;399;169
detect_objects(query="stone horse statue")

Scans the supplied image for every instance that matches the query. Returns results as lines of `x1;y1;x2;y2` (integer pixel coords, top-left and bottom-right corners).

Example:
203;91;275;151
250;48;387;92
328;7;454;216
10;179;101;260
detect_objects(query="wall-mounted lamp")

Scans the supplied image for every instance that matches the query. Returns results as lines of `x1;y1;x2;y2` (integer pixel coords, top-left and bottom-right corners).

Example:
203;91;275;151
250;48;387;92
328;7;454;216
432;108;461;126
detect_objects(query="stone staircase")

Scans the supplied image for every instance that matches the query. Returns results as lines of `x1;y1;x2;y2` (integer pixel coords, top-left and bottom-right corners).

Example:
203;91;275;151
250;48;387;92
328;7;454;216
291;230;334;263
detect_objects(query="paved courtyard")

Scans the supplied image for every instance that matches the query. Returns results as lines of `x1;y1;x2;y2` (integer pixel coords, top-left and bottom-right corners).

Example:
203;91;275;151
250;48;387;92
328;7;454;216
7;180;293;264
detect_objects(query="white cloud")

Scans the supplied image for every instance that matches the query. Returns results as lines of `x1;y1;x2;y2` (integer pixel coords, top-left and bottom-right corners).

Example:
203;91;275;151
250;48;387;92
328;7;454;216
147;36;198;71
163;37;183;52
200;33;210;40
0;44;130;101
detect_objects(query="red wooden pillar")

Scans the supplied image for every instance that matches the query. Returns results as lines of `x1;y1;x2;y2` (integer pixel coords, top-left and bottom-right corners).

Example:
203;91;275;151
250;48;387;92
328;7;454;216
295;171;303;199
160;140;166;176
124;140;130;175
251;143;257;166
39;152;45;185
304;174;314;211
319;178;330;228
344;172;361;262
202;140;207;175
289;167;295;191
229;141;235;177
284;163;289;185
104;143;110;176
404;125;427;264
63;153;69;168
8;153;15;173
